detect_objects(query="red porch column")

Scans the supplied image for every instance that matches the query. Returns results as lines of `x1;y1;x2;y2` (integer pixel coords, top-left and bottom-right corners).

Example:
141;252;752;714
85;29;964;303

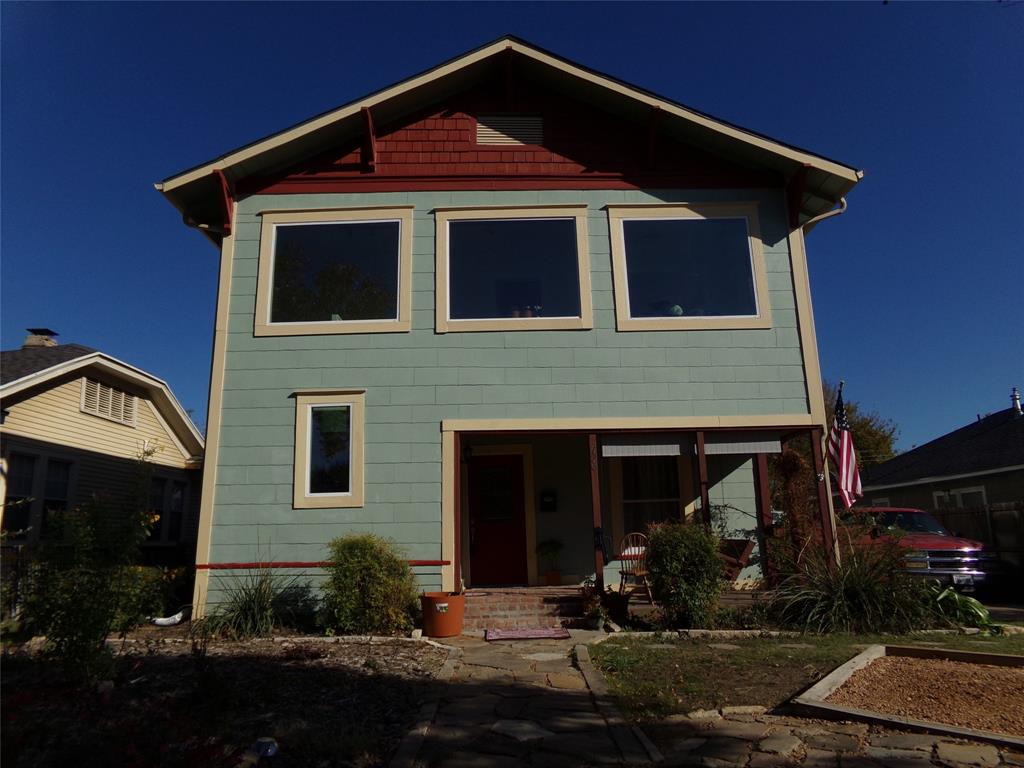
588;433;604;590
696;431;712;527
753;453;776;584
809;427;838;567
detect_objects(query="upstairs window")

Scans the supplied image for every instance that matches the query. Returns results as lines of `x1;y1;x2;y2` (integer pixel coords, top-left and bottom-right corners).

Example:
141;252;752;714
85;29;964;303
608;203;771;331
255;208;413;336
81;378;136;426
434;206;593;332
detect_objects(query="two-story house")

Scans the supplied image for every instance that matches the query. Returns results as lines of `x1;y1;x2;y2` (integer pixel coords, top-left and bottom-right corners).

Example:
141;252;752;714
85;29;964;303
158;37;862;615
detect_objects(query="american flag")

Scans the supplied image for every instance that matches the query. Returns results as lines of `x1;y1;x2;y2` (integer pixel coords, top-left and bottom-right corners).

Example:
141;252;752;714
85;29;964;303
828;386;863;509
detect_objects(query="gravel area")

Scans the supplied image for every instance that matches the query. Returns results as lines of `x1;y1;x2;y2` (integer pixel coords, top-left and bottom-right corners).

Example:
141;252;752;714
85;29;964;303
828;655;1024;737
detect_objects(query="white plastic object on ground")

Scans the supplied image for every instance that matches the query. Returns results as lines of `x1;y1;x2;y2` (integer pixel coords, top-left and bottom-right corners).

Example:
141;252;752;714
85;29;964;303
151;610;185;627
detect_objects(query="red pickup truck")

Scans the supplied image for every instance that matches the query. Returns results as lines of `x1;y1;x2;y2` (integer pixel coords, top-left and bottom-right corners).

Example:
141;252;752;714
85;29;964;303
850;507;997;591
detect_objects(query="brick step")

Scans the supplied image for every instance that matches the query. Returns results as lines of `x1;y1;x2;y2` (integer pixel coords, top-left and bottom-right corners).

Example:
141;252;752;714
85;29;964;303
464;601;583;617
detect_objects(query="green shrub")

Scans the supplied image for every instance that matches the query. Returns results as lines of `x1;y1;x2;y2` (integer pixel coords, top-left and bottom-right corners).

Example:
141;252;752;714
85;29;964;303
203;567;317;639
320;534;418;635
769;532;931;634
24;486;154;679
647;523;722;628
928;581;998;631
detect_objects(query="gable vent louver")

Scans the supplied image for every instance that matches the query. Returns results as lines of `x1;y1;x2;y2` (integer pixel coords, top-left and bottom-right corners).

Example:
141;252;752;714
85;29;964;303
476;114;543;146
81;378;137;427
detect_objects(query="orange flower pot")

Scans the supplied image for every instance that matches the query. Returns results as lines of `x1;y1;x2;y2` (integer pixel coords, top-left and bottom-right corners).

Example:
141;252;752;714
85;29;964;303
420;592;465;638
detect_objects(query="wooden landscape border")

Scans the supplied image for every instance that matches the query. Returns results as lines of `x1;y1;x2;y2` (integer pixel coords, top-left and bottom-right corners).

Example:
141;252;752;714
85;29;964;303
793;644;1024;750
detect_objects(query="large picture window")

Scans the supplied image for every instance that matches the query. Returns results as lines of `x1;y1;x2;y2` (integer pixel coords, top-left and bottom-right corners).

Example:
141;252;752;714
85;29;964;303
608;204;771;331
435;206;593;332
293;390;365;509
255;208;413;336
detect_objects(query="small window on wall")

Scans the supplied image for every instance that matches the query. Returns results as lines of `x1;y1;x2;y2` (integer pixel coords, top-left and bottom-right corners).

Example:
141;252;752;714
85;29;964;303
435;207;593;332
607;204;771;331
933;486;987;510
621;456;681;533
255;208;414;336
293;390;365;509
40;459;72;538
147;477;189;543
2;453;37;537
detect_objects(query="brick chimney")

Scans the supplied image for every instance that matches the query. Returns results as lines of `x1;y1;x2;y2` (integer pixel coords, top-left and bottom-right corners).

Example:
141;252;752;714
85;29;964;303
23;328;59;348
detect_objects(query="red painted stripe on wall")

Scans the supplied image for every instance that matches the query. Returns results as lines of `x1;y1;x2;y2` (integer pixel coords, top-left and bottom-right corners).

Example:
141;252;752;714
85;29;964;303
196;560;450;570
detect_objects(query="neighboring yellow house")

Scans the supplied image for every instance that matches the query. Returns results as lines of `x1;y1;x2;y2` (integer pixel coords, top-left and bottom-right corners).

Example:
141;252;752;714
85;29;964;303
0;329;204;564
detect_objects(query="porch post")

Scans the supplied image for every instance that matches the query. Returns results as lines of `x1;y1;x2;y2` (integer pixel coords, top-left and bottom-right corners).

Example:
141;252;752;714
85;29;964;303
753;453;776;585
453;431;462;590
588;433;604;590
809;427;838;567
696;431;712;527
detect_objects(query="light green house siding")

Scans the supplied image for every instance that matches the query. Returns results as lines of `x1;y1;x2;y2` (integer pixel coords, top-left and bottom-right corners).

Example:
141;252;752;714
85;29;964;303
207;188;806;600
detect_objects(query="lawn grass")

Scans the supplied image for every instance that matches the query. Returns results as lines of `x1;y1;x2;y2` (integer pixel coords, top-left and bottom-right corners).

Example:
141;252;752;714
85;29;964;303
589;632;1024;720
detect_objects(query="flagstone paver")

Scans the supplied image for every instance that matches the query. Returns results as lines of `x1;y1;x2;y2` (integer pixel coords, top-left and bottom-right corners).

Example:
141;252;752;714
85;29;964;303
403;632;1024;768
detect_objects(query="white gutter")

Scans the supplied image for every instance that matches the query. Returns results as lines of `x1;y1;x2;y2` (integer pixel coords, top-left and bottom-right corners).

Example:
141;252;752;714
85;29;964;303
863;463;1024;491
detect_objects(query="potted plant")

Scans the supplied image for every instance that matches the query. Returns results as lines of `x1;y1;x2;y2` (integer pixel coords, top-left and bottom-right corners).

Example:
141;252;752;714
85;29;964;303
536;539;564;586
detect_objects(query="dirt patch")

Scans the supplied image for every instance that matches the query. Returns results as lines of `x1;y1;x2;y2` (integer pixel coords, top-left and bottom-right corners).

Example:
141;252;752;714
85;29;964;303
2;637;449;767
827;655;1024;737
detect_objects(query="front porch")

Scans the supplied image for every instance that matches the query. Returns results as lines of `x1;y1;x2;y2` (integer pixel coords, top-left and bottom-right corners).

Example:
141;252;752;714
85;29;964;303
447;424;836;596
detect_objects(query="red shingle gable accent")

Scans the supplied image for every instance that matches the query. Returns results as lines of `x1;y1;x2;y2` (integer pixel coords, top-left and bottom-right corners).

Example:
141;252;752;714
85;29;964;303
238;80;778;195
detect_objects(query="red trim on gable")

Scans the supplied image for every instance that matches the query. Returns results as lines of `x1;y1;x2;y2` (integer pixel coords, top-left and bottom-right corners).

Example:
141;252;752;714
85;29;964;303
234;78;780;197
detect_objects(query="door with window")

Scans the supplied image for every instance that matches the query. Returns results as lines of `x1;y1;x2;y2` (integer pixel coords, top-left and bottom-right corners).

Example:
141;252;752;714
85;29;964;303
467;453;527;586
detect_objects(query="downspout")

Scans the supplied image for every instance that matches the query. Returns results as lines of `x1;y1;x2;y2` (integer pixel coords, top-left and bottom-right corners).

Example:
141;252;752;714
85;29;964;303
801;196;848;232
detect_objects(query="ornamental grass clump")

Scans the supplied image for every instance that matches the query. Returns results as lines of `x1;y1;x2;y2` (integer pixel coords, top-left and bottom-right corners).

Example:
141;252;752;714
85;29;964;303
201;566;316;639
320;534;418;635
647;522;722;629
769;531;931;634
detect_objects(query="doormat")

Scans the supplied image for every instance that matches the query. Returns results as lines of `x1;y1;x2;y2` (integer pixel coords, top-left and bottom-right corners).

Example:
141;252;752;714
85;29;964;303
485;627;571;641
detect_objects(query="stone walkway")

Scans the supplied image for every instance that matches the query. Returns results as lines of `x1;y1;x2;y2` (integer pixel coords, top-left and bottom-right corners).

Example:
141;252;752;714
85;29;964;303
410;631;650;767
404;634;1024;768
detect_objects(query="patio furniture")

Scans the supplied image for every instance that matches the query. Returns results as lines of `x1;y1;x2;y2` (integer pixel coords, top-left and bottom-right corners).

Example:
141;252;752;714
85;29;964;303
720;538;756;581
617;532;653;603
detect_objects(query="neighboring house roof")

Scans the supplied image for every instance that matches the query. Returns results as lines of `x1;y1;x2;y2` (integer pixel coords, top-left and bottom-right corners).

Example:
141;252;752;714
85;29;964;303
158;35;862;241
1;346;205;460
0;343;98;385
863;408;1024;490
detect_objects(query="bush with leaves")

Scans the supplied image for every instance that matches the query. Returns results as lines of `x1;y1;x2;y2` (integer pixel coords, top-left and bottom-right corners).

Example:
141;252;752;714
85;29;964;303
24;477;155;679
928;581;998;631
320;534;418;635
647;522;722;628
769;527;932;634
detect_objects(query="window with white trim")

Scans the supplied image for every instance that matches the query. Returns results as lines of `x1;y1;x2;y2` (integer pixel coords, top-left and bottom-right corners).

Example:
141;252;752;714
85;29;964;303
293;390;365;509
607;203;772;331
81;378;136;426
255;208;413;336
147;477;189;543
434;206;593;332
933;486;987;509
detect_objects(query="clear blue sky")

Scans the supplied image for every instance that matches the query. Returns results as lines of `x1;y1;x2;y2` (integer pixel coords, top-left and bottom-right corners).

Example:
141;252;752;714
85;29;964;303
2;2;1021;450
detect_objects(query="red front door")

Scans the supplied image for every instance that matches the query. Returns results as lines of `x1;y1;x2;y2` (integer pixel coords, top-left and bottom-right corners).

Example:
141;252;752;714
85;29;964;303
468;453;527;586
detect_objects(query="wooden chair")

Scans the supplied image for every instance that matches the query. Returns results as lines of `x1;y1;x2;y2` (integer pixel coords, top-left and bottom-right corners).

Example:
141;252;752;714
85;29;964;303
617;532;653;603
720;538;756;582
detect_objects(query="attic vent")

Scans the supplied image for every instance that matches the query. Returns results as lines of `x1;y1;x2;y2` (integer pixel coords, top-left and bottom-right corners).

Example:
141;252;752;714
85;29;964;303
82;378;136;427
476;114;543;145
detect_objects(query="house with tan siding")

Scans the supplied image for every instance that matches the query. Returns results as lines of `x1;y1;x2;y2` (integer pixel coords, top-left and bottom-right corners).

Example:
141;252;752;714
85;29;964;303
1;329;204;564
158;37;863;618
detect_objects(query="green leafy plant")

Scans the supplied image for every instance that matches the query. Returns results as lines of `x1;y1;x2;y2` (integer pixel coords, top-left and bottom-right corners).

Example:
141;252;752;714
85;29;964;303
320;534;418;635
647;522;722;628
928;581;999;631
23;459;156;679
201;566;316;639
769;530;931;634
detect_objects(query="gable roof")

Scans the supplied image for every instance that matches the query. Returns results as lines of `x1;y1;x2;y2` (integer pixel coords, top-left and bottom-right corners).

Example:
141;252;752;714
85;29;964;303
1;346;205;460
158;36;862;240
1;343;98;385
863;408;1024;490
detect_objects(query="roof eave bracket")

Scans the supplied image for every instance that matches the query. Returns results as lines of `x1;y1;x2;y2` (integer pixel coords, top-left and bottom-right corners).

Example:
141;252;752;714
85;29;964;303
361;107;377;173
214;168;234;236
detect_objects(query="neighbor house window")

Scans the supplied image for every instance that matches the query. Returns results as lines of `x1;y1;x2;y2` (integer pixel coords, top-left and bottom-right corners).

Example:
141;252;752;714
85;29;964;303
81;378;136;426
933;486;987;510
607;203;771;331
293;390;365;509
434;206;593;332
2;453;37;537
255;207;414;336
147;477;188;543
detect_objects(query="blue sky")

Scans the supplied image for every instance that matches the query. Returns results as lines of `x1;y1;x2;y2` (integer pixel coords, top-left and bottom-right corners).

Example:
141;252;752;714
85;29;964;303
2;2;1021;450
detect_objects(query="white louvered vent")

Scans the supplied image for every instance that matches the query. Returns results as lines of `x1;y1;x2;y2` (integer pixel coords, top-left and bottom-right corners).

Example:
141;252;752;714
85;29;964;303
476;114;543;145
81;378;137;427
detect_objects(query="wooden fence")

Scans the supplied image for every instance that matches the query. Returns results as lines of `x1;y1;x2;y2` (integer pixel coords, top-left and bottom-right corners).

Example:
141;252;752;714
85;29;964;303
931;502;1023;577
